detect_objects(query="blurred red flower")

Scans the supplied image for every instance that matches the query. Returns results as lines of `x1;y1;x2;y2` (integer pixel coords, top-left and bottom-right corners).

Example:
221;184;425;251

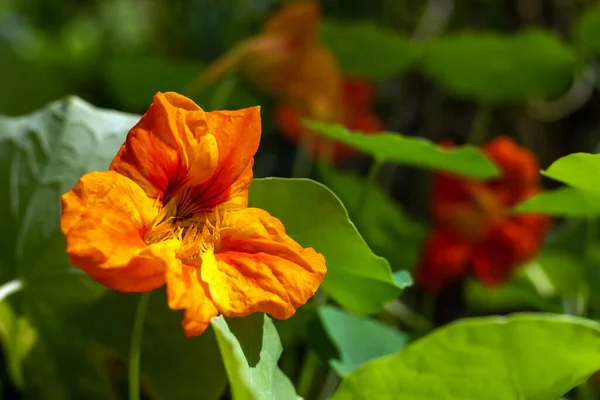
416;136;550;293
276;78;383;162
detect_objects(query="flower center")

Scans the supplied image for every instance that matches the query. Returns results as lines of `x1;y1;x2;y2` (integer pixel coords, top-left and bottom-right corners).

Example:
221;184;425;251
448;184;506;241
143;207;225;263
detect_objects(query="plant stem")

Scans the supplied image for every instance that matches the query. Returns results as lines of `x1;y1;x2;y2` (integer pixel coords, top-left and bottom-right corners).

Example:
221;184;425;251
296;350;321;399
354;158;384;216
209;76;238;111
129;292;151;400
467;104;491;145
420;292;436;324
291;133;315;178
317;368;340;400
384;299;433;335
0;279;23;304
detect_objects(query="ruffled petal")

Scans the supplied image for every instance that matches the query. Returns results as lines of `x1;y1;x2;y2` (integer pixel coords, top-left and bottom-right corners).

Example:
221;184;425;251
202;107;261;213
110;92;261;219
110;92;219;201
200;208;326;320
416;229;472;293
166;262;219;337
60;171;175;292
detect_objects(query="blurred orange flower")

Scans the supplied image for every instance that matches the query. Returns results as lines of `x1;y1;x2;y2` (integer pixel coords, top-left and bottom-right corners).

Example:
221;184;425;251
276;78;383;162
60;92;326;336
190;0;342;117
416;136;550;293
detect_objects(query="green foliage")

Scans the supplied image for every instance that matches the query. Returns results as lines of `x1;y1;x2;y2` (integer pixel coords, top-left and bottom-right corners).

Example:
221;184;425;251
317;305;408;377
542;152;600;195
464;277;561;313
320;19;419;79
305;122;499;178
212;314;299;400
317;165;427;272
332;314;600;400
0;97;229;398
249;178;404;314
514;186;600;217
574;3;600;57
106;56;260;112
420;29;577;103
0;43;70;116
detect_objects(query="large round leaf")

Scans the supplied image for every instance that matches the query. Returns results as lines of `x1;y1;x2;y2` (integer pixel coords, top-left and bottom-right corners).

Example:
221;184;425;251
320;20;419;79
249;178;402;314
420;29;577;103
317;165;427;272
0;97;228;398
332;314;600;400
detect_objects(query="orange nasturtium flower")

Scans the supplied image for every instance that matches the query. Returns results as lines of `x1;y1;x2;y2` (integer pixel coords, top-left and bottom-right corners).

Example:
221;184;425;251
416;136;550;293
189;0;342;116
275;78;383;162
60;92;327;336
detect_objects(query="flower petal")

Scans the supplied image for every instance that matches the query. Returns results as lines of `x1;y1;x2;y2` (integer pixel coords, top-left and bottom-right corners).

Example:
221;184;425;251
473;215;548;286
416;229;472;293
166;262;218;337
200;208;326;320
202;107;261;213
110;92;219;201
60;171;175;292
484;136;540;205
110;92;261;219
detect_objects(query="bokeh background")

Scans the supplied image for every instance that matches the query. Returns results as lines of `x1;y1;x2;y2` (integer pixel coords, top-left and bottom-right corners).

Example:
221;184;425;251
2;0;600;398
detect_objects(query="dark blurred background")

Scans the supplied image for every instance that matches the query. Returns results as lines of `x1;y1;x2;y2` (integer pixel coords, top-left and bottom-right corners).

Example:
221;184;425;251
2;1;600;398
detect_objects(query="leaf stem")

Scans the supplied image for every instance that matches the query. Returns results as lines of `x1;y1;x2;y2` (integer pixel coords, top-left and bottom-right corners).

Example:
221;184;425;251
317;368;340;400
129;292;151;400
354;158;384;216
209;76;238;111
296;350;321;399
384;299;433;335
0;280;23;304
291;133;315;178
467;103;491;145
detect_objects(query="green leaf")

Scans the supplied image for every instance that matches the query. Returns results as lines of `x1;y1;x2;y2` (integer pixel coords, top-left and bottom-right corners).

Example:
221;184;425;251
318;165;427;272
79;289;227;400
514;186;600;217
0;97;228;398
306;122;499;178
0;96;139;282
542;153;600;195
332;314;600;400
392;270;413;289
106;56;259;112
0;43;70;116
320;20;419;79
249;178;401;314
534;249;586;297
574;4;600;57
464;277;560;313
211;314;299;400
420;29;577;103
318;305;408;377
